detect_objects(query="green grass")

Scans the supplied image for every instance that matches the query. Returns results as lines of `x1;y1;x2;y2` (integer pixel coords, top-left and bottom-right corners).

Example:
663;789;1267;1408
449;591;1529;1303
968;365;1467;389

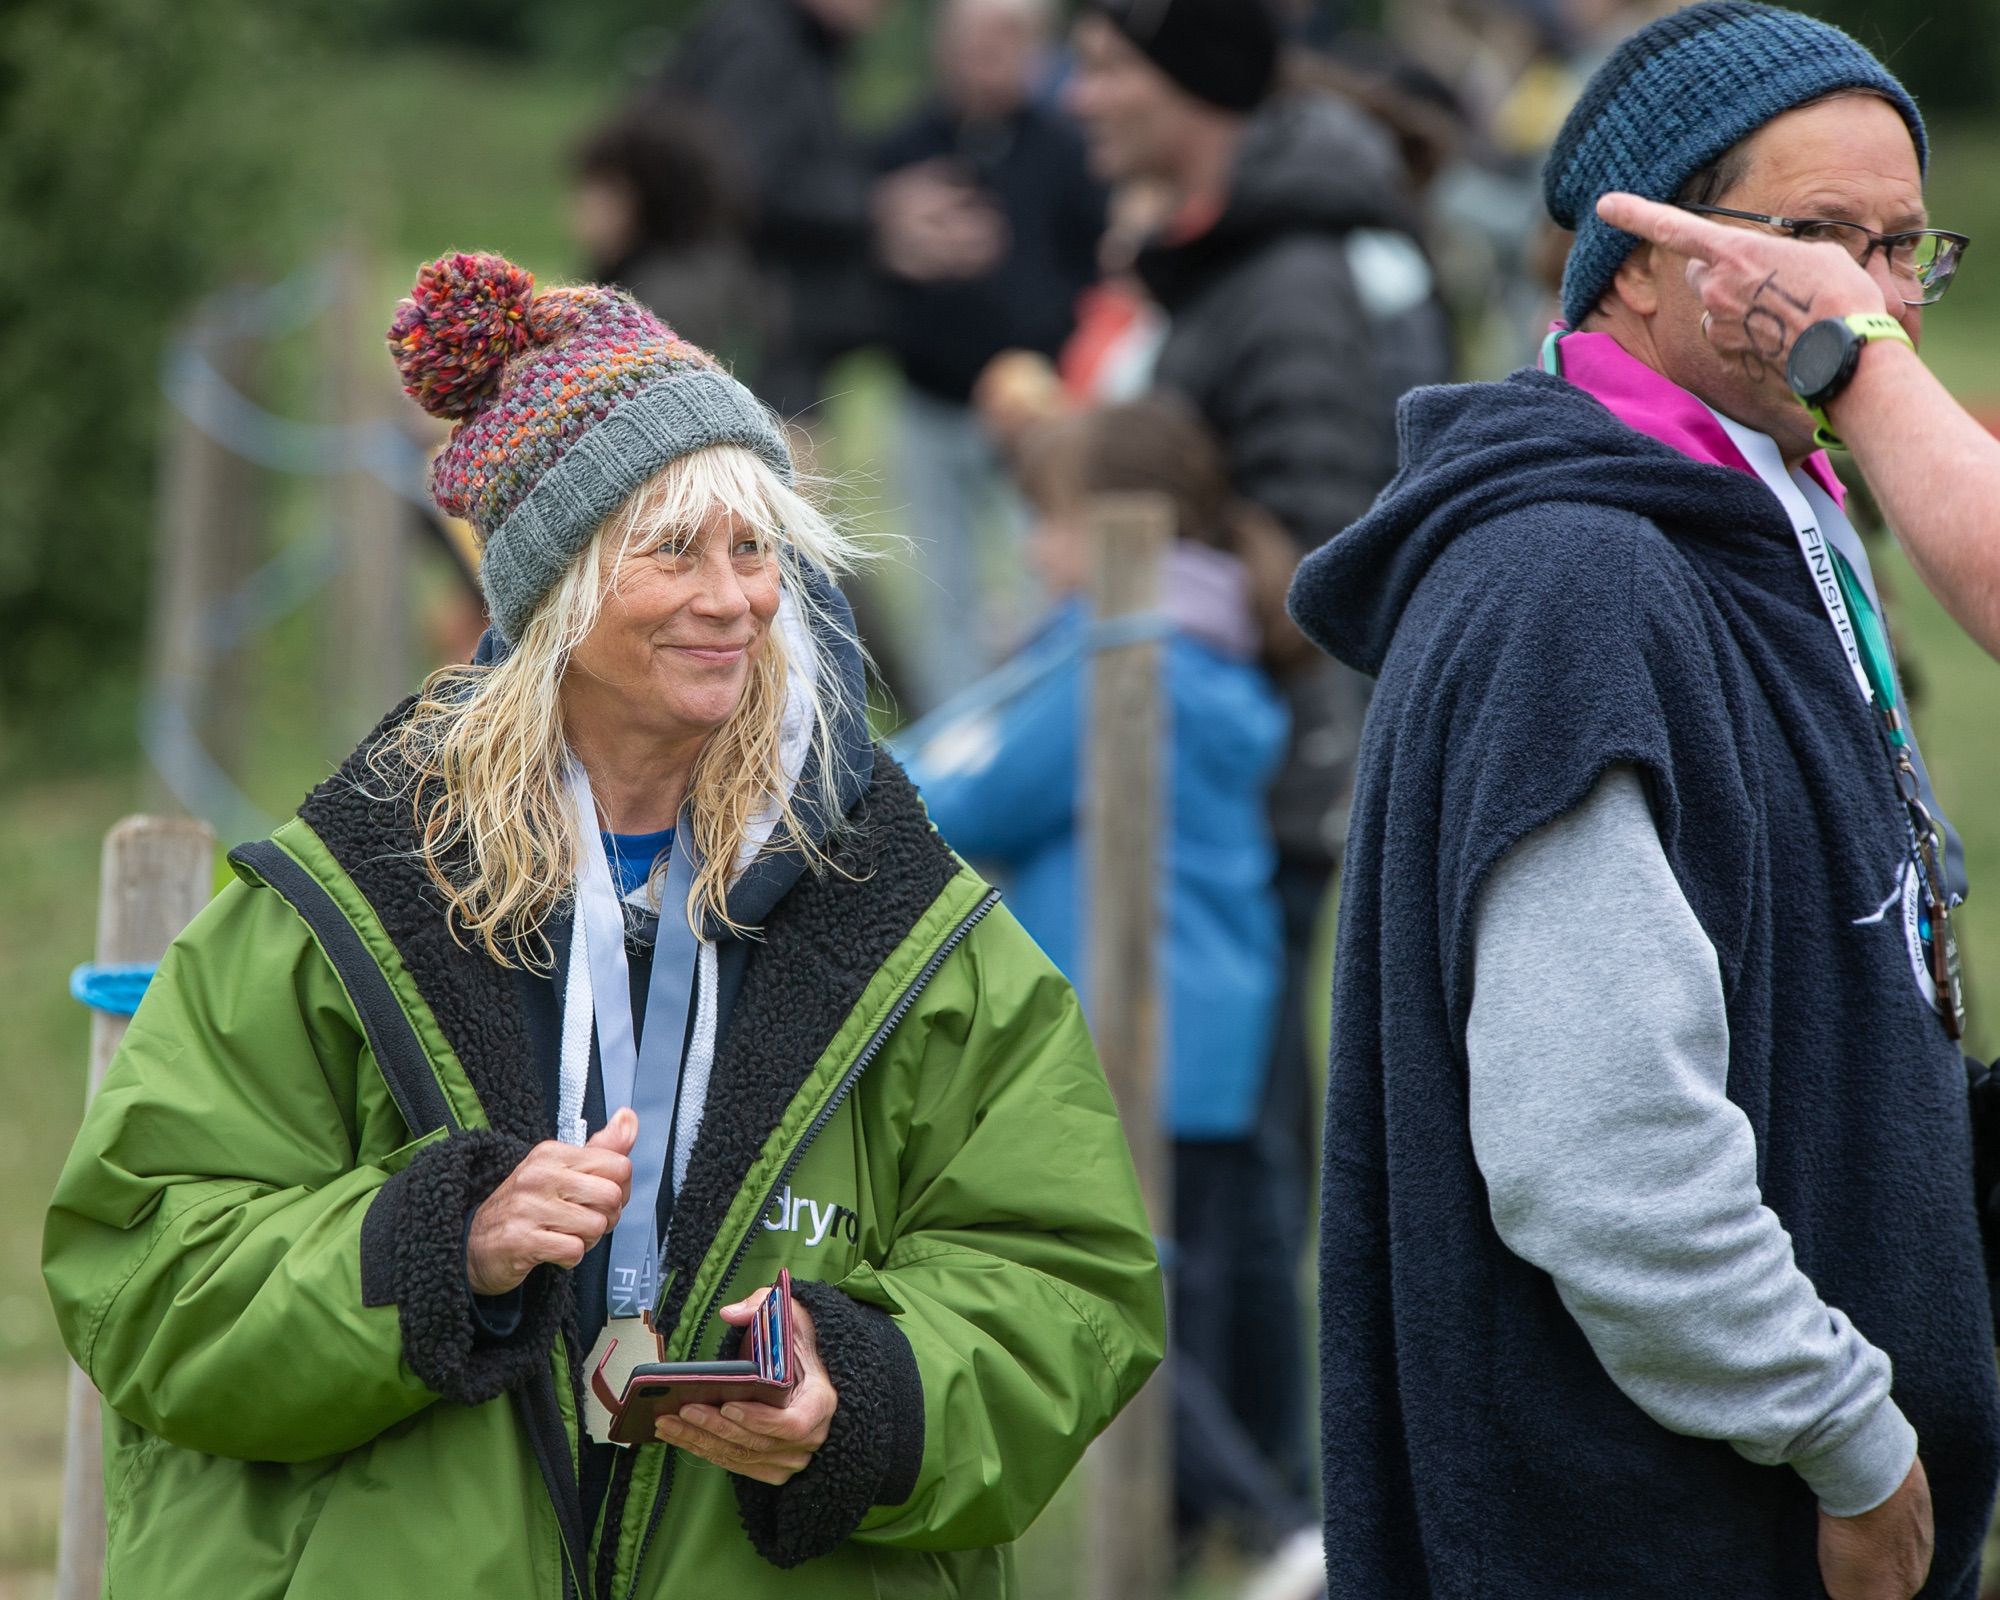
0;772;141;1573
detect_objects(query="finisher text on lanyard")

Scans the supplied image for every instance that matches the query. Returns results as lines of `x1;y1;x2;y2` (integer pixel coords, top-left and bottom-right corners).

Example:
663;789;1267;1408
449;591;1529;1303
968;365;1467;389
565;762;705;1318
1710;414;1967;1040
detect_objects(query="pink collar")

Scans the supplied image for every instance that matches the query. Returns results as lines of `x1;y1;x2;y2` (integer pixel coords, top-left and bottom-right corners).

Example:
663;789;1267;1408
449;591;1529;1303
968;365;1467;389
1551;328;1847;508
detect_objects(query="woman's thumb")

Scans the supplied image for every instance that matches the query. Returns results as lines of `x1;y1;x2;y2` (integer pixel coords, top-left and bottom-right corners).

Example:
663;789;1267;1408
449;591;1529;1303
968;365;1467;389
588;1107;639;1154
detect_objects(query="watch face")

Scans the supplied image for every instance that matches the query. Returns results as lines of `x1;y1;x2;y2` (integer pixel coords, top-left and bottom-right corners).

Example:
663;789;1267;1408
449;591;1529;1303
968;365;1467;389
1787;319;1853;402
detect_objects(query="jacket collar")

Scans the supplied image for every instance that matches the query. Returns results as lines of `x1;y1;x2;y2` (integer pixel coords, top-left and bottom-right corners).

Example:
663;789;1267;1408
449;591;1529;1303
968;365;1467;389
1552;327;1848;507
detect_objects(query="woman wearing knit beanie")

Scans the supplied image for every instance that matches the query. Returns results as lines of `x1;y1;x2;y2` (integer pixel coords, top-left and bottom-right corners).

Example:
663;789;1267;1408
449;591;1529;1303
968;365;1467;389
43;251;1164;1599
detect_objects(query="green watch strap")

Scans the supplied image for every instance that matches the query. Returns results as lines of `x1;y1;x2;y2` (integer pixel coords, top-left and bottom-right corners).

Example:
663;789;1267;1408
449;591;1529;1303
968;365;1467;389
1807;313;1914;450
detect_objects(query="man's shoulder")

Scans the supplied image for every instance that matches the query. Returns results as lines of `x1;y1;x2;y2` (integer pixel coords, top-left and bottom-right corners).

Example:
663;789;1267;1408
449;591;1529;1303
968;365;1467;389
1430;496;1696;610
665;0;802;89
879;99;954;153
1385;499;1720;719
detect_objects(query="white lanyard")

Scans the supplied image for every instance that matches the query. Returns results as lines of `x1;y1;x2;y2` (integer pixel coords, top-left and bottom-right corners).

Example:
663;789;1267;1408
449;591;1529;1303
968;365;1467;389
1705;409;1873;704
564;762;704;1318
1704;407;1962;874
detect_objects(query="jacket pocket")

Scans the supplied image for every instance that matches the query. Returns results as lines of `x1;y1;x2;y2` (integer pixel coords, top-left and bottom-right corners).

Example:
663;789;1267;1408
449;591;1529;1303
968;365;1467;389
103;1428;341;1600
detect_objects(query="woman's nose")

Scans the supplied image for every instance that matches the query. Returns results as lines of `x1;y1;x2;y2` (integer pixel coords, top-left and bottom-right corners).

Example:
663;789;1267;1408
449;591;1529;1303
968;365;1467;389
688;545;752;619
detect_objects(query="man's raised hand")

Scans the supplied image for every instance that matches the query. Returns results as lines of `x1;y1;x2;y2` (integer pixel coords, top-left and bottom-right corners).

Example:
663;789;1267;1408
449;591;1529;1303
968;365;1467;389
466;1107;638;1295
1595;191;1889;380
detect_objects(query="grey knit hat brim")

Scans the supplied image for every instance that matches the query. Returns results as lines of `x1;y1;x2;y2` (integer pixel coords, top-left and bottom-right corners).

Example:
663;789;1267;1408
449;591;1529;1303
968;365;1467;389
479;367;793;645
1545;2;1927;330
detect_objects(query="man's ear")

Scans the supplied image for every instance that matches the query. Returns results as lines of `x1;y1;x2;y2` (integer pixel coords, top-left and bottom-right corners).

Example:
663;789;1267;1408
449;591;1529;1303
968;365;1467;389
1607;243;1663;318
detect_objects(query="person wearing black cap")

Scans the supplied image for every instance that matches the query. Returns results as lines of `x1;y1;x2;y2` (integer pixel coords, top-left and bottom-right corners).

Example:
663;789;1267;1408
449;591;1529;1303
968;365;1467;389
1065;0;1444;1568
1085;0;1285;116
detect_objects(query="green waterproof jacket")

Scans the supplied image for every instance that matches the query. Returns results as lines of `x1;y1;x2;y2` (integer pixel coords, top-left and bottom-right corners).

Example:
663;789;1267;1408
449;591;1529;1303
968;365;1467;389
43;712;1164;1599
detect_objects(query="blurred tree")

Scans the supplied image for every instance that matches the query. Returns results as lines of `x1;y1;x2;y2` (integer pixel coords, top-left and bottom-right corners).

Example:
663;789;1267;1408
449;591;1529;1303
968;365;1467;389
0;0;315;773
1801;0;1998;116
317;0;710;75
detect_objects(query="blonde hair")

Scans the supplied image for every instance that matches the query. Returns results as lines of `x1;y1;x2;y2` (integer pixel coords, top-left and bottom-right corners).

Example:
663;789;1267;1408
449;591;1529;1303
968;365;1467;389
380;443;868;971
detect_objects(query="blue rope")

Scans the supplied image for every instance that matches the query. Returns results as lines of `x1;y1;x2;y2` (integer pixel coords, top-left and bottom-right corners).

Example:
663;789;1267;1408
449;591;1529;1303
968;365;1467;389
71;963;157;1018
157;255;433;503
894;611;1175;755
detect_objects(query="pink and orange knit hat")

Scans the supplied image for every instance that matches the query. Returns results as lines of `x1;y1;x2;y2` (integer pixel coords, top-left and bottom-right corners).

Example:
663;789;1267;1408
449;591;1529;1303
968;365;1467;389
387;251;792;644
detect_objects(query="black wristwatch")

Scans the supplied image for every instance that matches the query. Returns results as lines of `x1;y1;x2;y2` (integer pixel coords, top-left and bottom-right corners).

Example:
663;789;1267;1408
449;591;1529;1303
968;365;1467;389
1785;313;1914;449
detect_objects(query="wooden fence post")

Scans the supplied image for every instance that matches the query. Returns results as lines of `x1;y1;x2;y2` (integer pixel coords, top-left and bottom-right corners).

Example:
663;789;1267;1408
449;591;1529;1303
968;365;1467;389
325;251;412;748
146;326;262;809
56;817;216;1600
1083;492;1174;1600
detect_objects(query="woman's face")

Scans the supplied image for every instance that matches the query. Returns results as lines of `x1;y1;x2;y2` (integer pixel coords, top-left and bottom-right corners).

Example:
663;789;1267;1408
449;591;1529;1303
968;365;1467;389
565;506;782;746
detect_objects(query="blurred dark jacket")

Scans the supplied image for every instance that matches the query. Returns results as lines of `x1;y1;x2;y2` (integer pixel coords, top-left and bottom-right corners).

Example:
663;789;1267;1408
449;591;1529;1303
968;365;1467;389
577;105;771;377
1137;90;1433;551
651;0;880;416
610;244;770;380
874;103;1106;405
1137;90;1450;868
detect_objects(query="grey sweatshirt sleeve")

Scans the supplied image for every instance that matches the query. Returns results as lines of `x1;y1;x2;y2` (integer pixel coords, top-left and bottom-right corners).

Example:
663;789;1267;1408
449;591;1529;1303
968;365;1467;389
1466;765;1917;1517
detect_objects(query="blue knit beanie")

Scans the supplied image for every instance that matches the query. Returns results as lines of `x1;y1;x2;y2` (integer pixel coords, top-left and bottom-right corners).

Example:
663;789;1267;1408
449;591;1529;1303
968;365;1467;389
1544;2;1927;329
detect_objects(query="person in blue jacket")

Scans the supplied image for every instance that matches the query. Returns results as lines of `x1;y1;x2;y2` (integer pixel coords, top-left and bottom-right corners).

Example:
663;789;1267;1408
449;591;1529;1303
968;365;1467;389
904;396;1306;1555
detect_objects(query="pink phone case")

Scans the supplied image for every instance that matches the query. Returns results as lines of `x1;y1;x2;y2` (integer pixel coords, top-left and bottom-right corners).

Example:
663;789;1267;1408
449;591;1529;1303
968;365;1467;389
592;1269;799;1446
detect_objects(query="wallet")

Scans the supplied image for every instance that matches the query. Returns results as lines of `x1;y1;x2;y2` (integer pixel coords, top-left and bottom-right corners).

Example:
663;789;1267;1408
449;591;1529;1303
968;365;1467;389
590;1268;800;1446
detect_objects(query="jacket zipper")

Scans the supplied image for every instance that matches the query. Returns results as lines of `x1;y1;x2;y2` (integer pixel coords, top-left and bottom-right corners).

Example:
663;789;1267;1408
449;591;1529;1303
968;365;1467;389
618;888;1001;1599
521;1357;592;1600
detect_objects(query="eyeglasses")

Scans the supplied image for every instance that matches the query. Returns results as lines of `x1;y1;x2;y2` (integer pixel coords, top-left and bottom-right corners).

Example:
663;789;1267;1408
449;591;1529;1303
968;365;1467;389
1676;203;1971;306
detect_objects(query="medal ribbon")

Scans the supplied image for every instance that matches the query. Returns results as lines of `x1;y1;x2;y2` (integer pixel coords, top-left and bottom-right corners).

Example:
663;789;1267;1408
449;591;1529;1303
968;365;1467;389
566;761;705;1316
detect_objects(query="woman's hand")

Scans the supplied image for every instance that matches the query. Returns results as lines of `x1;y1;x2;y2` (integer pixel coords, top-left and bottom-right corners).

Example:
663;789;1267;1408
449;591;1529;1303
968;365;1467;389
465;1109;637;1295
655;1288;838;1485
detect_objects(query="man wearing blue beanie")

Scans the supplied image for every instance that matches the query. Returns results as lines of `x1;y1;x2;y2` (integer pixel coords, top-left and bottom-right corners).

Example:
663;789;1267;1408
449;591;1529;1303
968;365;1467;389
1292;4;1994;1595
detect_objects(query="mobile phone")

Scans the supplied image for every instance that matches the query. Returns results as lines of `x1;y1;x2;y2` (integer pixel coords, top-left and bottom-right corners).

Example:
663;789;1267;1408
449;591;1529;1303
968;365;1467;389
629;1359;757;1380
591;1269;799;1444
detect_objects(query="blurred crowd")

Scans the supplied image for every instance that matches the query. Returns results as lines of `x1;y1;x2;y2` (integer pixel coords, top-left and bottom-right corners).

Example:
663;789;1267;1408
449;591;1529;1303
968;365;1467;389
562;0;1674;1574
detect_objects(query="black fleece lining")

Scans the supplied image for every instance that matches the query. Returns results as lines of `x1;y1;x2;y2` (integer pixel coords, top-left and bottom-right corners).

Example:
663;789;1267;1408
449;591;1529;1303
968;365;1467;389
597;749;963;1576
232;840;458;1140
359;1187;399;1309
297;699;548;1149
648;750;960;1346
364;1127;565;1404
729;1279;928;1567
275;718;594;1576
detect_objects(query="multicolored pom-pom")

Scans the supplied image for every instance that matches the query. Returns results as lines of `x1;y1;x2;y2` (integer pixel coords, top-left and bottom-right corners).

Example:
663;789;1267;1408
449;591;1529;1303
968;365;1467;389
386;247;734;533
386;252;539;420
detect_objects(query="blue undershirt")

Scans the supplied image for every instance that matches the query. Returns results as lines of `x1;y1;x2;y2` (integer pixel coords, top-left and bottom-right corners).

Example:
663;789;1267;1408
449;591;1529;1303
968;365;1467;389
600;827;676;900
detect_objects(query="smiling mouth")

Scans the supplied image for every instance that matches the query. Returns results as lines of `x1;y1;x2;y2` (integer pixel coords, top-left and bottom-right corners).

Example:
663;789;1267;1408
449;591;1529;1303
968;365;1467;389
668;642;752;663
